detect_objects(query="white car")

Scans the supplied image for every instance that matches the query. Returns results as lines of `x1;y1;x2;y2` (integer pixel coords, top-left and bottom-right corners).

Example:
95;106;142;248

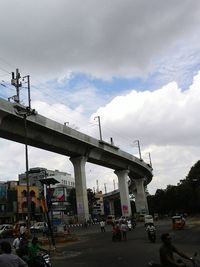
0;224;13;238
30;222;48;233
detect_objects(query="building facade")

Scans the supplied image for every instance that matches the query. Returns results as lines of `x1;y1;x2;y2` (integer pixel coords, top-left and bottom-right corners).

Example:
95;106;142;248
15;185;41;221
0;181;18;224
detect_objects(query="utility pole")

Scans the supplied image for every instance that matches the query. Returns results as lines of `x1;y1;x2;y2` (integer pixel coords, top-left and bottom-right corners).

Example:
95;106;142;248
94;116;103;141
11;68;22;103
11;69;35;230
14;106;36;230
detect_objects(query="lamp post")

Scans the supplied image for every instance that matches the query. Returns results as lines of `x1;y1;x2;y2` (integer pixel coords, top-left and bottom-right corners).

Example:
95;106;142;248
148;152;152;167
14;106;36;229
24;113;30;228
11;69;34;228
134;140;142;160
94;116;103;141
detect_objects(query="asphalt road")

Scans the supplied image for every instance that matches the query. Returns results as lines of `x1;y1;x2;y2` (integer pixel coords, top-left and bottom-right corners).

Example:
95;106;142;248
51;218;200;267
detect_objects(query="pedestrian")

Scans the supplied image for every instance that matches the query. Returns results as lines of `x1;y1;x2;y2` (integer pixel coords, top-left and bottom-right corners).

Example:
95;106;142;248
159;233;194;266
120;221;128;241
100;219;106;232
18;233;29;258
0;241;28;267
12;234;21;256
112;223;121;242
20;224;26;235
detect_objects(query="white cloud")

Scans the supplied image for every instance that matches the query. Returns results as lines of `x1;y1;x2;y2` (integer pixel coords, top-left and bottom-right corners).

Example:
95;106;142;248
90;72;200;193
92;72;200;147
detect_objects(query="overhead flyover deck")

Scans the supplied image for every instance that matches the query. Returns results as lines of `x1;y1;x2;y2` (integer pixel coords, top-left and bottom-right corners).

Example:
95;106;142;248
0;98;153;184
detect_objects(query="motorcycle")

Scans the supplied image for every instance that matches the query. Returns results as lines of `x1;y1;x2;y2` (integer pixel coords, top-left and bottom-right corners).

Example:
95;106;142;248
24;252;51;267
131;220;137;229
127;220;132;231
41;253;51;267
146;226;156;243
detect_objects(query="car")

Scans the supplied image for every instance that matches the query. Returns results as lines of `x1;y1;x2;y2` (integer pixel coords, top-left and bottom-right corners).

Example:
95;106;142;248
0;224;13;238
30;222;48;233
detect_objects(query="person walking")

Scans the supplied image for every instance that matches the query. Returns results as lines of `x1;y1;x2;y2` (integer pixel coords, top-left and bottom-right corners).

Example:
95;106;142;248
120;221;128;241
12;235;21;256
100;219;106;232
0;241;28;267
112;223;121;242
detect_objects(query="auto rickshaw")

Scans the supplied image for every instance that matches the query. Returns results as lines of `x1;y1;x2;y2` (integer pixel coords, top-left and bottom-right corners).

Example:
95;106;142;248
172;215;185;230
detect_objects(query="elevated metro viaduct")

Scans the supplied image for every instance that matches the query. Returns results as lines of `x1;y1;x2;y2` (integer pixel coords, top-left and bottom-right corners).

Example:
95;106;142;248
0;98;153;223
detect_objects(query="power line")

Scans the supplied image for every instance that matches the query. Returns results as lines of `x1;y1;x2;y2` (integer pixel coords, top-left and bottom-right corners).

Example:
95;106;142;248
0;66;11;74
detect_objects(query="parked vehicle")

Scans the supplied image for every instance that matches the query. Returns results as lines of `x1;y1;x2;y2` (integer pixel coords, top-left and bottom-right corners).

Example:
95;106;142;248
0;224;13;238
30;222;48;233
172;215;185;230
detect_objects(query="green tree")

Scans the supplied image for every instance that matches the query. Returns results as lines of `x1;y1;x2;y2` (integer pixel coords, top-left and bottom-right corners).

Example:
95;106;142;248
67;188;96;215
87;188;96;214
67;188;77;214
148;160;200;215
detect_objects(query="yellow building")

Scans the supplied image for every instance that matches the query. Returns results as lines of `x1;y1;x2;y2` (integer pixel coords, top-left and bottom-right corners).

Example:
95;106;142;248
16;185;40;220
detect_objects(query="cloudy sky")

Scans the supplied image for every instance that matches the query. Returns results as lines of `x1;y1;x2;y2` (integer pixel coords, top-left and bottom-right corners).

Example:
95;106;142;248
0;0;200;194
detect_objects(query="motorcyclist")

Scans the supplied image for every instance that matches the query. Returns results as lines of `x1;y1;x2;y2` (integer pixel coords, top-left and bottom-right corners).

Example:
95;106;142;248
159;233;193;267
146;223;156;240
0;241;28;267
28;237;48;267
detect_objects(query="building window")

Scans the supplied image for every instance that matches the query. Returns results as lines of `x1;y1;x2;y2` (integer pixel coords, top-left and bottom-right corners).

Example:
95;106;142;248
30;190;35;197
22;201;27;211
21;190;27;197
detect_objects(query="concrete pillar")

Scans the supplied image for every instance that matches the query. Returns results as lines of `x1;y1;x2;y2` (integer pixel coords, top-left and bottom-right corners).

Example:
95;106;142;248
134;178;149;214
109;199;115;215
114;170;132;217
70;156;89;223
